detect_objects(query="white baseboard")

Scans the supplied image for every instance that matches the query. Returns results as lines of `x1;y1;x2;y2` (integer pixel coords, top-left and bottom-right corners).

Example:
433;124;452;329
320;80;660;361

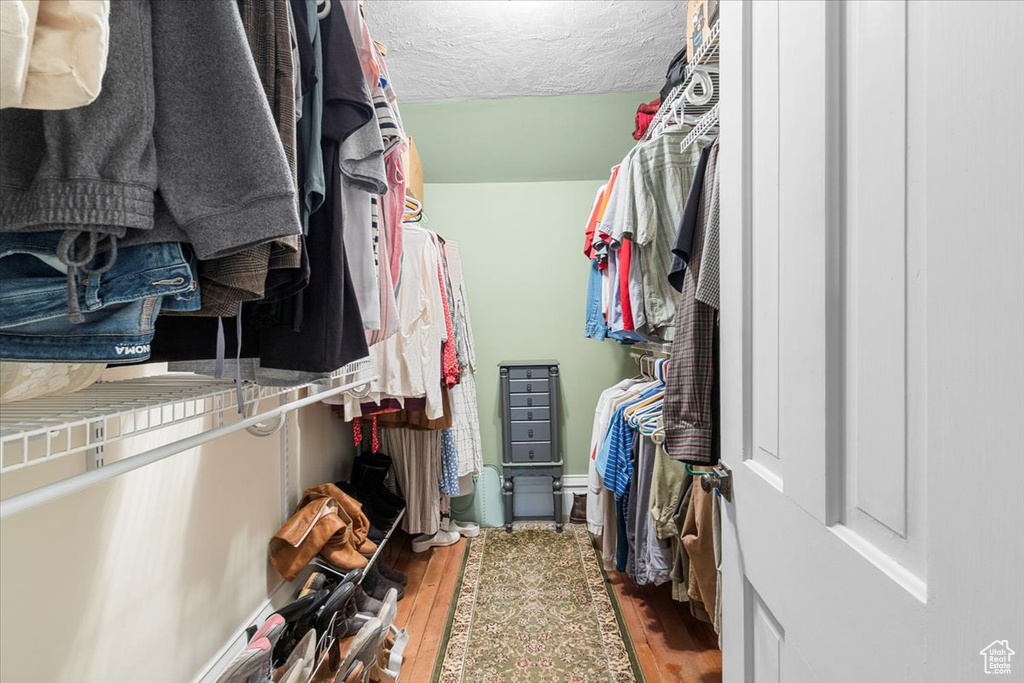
192;572;307;683
509;473;588;519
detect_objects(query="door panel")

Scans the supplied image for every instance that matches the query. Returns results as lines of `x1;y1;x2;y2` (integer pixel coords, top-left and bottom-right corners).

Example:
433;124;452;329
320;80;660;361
751;587;784;683
722;0;925;680
750;0;781;472
842;0;909;538
840;0;927;577
776;0;831;524
722;1;1023;681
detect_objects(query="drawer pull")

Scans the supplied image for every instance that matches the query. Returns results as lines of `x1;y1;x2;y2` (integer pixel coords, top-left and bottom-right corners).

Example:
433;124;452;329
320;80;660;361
528;429;534;438
527;383;532;392
527;397;533;406
526;369;533;378
527;411;533;420
529;450;535;459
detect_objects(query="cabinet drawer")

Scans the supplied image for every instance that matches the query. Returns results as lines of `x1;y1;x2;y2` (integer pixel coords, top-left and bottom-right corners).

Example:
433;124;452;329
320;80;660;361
509;379;549;394
511;406;550;422
511;421;550;442
508;367;548;380
509;393;549;408
511;442;553;463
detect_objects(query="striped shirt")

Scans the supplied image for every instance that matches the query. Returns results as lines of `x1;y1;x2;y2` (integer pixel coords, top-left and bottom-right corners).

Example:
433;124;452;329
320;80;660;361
601;405;636;500
373;83;402;151
623;130;702;335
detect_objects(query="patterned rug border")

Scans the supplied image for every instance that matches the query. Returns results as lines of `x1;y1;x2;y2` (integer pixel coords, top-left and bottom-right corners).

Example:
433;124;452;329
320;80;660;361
431;533;477;683
581;528;646;683
431;523;644;683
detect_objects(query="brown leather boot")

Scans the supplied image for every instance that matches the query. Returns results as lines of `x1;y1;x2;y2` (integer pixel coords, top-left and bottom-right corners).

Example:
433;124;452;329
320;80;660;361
301;484;378;555
269;498;345;581
321;506;368;571
334;490;378;555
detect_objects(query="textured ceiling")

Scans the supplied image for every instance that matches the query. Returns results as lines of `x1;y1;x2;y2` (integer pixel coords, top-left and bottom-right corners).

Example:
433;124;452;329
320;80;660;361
364;0;686;102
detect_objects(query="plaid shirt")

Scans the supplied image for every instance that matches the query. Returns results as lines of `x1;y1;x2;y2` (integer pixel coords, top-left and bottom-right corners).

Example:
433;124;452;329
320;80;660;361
695;140;721;310
663;143;719;465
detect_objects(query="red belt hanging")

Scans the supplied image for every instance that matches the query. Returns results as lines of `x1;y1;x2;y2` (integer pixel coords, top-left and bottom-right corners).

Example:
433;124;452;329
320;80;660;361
352;415;380;452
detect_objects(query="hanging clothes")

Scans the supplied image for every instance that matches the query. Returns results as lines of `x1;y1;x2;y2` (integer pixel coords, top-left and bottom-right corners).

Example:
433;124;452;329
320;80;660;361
345;225;446;419
382;427;441;536
339;112;388;332
663;142;720;465
632;436;673;586
445;241;483;477
1;0;303;364
150;0;371;375
682;479;717;623
175;0;304;318
620;130;702;339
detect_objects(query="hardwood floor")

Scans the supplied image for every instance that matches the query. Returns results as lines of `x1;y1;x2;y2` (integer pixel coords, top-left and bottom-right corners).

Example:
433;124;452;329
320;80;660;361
377;530;466;682
608;570;722;683
377;528;722;682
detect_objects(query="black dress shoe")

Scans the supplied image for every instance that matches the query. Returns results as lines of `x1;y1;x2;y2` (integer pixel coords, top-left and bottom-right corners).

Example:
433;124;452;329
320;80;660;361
273;588;330;662
315;582;356;636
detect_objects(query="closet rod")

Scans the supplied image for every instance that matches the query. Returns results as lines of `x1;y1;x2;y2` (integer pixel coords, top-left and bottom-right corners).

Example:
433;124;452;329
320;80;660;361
0;373;378;520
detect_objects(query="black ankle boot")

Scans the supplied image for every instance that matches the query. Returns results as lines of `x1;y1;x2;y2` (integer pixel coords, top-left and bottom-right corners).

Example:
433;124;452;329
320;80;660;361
353;584;383;615
347;452;391;494
376;558;408;586
362;561;405;601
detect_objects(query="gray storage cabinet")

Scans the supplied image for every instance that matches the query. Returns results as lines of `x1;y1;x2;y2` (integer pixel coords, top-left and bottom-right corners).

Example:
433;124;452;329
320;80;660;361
498;360;564;532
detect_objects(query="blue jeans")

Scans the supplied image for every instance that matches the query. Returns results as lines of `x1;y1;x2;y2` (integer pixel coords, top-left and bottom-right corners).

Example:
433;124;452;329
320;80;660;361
0;233;197;363
584;260;608;340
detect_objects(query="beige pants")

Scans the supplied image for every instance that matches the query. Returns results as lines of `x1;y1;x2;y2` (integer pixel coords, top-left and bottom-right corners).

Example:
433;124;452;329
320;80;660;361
682;478;717;620
382;428;442;536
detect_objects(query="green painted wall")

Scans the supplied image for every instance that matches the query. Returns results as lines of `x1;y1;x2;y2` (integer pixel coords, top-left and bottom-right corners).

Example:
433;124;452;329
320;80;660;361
425;181;633;475
402;92;658;184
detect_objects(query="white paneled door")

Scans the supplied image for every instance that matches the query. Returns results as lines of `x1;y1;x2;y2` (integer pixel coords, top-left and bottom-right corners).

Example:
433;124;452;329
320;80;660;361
718;1;1024;681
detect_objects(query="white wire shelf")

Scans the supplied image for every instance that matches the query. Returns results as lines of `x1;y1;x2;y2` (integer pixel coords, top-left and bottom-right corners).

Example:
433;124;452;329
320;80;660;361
0;357;375;475
643;18;721;143
681;102;721;151
630;341;673;358
686;19;721;82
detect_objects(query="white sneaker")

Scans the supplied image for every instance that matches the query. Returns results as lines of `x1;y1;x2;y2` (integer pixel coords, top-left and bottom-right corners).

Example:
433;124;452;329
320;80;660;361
411;529;460;553
451;520;480;538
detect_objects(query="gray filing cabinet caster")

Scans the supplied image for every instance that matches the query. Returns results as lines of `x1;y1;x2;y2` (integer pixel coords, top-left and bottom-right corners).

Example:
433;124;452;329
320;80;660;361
498;361;564;533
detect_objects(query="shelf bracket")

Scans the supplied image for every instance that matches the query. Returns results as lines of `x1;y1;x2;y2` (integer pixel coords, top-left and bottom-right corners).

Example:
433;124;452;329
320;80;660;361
86;420;105;471
279;393;290;524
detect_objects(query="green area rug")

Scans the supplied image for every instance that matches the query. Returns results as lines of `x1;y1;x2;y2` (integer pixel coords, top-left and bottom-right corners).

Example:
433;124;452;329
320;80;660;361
433;523;642;683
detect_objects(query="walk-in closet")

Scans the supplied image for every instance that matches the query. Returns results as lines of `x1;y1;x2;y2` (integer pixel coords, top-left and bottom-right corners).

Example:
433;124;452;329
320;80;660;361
1;1;1022;682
